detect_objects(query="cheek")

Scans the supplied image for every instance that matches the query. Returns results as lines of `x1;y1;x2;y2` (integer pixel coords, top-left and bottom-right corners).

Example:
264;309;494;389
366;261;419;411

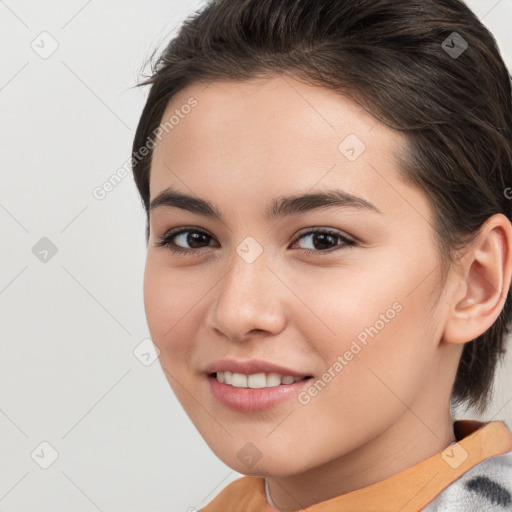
228;305;436;476
300;281;436;422
292;256;437;409
143;258;206;413
279;312;435;466
143;256;202;358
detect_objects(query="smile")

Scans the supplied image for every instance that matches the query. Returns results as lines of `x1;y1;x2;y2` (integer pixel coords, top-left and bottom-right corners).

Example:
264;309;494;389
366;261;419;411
207;373;313;412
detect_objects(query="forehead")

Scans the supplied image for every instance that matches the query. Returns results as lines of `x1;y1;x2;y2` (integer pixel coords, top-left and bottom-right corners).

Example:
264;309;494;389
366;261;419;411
149;75;412;216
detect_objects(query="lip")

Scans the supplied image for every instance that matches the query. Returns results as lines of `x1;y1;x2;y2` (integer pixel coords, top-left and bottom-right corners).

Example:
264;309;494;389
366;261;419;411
203;358;311;378
207;374;312;412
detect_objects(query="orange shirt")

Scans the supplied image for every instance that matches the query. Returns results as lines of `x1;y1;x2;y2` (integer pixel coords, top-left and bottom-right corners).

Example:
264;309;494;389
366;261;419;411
199;419;512;512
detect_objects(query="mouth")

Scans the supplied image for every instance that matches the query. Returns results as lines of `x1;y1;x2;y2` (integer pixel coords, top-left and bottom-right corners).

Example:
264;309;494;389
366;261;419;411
208;371;313;389
206;372;314;412
209;371;313;389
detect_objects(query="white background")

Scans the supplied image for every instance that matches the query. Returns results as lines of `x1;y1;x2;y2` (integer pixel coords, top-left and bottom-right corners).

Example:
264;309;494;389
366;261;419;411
1;1;512;510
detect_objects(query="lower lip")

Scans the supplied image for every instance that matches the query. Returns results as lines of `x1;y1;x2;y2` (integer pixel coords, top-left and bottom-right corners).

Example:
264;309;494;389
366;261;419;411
207;374;312;412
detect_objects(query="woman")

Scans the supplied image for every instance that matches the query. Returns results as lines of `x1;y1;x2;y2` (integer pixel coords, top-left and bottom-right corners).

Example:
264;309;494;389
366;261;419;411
131;0;512;510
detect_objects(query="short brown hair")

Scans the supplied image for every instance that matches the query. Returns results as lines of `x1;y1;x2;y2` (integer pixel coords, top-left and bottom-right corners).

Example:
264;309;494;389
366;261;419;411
131;0;512;415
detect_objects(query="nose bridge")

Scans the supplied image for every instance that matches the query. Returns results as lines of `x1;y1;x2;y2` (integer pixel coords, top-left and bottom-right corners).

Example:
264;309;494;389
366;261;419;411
220;238;271;311
209;237;284;338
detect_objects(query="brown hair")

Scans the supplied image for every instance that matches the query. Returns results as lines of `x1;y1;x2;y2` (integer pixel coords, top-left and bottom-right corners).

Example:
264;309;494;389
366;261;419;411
131;0;512;415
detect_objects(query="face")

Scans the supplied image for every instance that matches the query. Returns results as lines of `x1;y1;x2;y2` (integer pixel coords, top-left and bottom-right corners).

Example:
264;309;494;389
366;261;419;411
143;75;459;477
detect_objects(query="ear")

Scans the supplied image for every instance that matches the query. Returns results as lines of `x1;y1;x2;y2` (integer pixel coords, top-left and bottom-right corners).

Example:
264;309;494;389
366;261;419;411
442;214;512;345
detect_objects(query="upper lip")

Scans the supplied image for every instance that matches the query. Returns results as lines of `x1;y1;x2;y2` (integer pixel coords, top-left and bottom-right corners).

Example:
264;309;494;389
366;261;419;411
204;358;312;378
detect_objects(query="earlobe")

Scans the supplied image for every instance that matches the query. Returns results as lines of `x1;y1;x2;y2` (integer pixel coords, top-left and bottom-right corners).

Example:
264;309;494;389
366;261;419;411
442;214;512;345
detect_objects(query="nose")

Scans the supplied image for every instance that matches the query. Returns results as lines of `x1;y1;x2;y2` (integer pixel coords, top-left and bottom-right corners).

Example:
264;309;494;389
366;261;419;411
207;245;287;342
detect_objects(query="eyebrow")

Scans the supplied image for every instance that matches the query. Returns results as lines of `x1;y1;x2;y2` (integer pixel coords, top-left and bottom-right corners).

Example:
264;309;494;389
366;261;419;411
149;187;382;220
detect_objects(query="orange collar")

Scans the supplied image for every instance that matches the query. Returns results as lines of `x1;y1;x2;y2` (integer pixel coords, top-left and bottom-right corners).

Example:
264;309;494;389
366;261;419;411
200;420;512;512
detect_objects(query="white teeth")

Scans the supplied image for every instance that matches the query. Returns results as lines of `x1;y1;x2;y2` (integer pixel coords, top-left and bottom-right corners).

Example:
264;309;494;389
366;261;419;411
247;373;267;388
265;373;282;387
214;371;306;388
231;373;248;387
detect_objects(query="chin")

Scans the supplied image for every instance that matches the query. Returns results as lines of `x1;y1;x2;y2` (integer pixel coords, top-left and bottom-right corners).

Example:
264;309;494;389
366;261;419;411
221;450;316;479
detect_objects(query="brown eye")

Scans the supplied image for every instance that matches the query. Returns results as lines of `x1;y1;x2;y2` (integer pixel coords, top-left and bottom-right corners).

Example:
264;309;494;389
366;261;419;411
156;226;357;256
293;229;356;255
156;228;215;254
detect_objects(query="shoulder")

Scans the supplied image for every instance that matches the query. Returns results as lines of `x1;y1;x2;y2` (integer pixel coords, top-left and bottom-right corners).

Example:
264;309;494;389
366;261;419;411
421;451;512;511
199;476;268;512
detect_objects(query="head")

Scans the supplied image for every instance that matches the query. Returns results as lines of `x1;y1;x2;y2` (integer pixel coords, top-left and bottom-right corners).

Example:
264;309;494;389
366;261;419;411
132;0;512;477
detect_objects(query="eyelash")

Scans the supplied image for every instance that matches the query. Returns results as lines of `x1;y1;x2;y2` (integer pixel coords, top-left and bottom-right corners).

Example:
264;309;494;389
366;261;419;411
155;227;357;256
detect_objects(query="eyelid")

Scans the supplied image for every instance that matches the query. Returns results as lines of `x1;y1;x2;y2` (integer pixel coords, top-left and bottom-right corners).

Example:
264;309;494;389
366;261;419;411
156;226;216;252
294;226;355;243
156;225;357;255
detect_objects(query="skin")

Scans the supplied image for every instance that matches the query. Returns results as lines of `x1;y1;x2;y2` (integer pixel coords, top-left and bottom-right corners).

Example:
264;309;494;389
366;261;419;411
143;75;512;511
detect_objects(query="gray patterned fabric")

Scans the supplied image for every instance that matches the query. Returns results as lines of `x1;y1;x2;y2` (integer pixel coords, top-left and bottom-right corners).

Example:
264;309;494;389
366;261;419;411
421;451;512;511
